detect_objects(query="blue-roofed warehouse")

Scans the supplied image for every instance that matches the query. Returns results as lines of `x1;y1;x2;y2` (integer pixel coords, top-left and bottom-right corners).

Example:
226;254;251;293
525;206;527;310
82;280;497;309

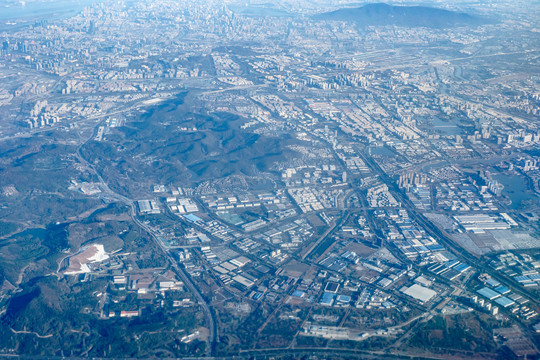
494;296;515;308
320;292;335;306
477;287;500;300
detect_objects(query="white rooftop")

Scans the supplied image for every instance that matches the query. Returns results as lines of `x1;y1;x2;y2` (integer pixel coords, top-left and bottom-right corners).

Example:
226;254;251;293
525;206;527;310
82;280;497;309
402;283;437;303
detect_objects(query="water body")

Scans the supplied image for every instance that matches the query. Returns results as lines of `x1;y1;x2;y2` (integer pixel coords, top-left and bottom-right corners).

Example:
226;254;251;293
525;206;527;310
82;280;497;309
1;0;99;19
0;0;99;30
492;173;532;210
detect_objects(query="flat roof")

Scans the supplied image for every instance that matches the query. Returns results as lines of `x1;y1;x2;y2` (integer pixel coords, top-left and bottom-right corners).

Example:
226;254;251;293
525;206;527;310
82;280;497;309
486;278;501;287
232;275;254;288
402;284;436;303
184;214;201;222
213;266;229;274
477;287;500;300
495;285;511;294
325;282;339;293
320;292;335;305
494;296;515;307
454;263;471;272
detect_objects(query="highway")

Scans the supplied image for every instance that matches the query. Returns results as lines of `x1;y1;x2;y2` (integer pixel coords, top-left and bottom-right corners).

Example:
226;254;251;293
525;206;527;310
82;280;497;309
357;146;540;309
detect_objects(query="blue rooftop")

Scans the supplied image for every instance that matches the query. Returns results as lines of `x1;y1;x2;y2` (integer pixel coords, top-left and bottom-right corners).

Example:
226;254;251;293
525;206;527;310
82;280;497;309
477;287;500;300
426;244;445;252
184;214;201;222
320;292;335;306
494;296;515;307
486;278;501;287
454;263;471;272
336;294;351;303
495;285;511;294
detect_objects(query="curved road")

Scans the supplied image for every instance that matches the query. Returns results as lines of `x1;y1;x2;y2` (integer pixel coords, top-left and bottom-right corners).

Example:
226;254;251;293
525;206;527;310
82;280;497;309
75;122;218;356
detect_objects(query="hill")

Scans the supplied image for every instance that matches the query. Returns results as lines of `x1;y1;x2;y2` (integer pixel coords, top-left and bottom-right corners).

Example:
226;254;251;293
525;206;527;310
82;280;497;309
80;93;302;197
313;3;489;28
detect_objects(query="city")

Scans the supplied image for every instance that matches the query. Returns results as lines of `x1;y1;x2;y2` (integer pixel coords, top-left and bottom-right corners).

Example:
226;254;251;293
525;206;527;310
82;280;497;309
0;0;538;358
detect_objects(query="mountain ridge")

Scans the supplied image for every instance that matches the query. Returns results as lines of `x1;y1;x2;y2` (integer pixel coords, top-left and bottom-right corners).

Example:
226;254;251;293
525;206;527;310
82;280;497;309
313;3;490;28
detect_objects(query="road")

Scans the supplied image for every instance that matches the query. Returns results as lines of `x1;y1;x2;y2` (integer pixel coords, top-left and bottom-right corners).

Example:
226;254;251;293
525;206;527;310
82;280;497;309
236;346;463;360
75;120;218;356
301;210;351;261
357;147;540;309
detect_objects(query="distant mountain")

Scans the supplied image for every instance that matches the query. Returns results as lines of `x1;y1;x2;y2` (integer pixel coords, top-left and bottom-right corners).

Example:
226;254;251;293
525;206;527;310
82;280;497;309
313;3;489;28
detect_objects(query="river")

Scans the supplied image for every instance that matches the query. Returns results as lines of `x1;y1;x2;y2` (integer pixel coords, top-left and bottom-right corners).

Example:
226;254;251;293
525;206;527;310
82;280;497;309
1;0;100;30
